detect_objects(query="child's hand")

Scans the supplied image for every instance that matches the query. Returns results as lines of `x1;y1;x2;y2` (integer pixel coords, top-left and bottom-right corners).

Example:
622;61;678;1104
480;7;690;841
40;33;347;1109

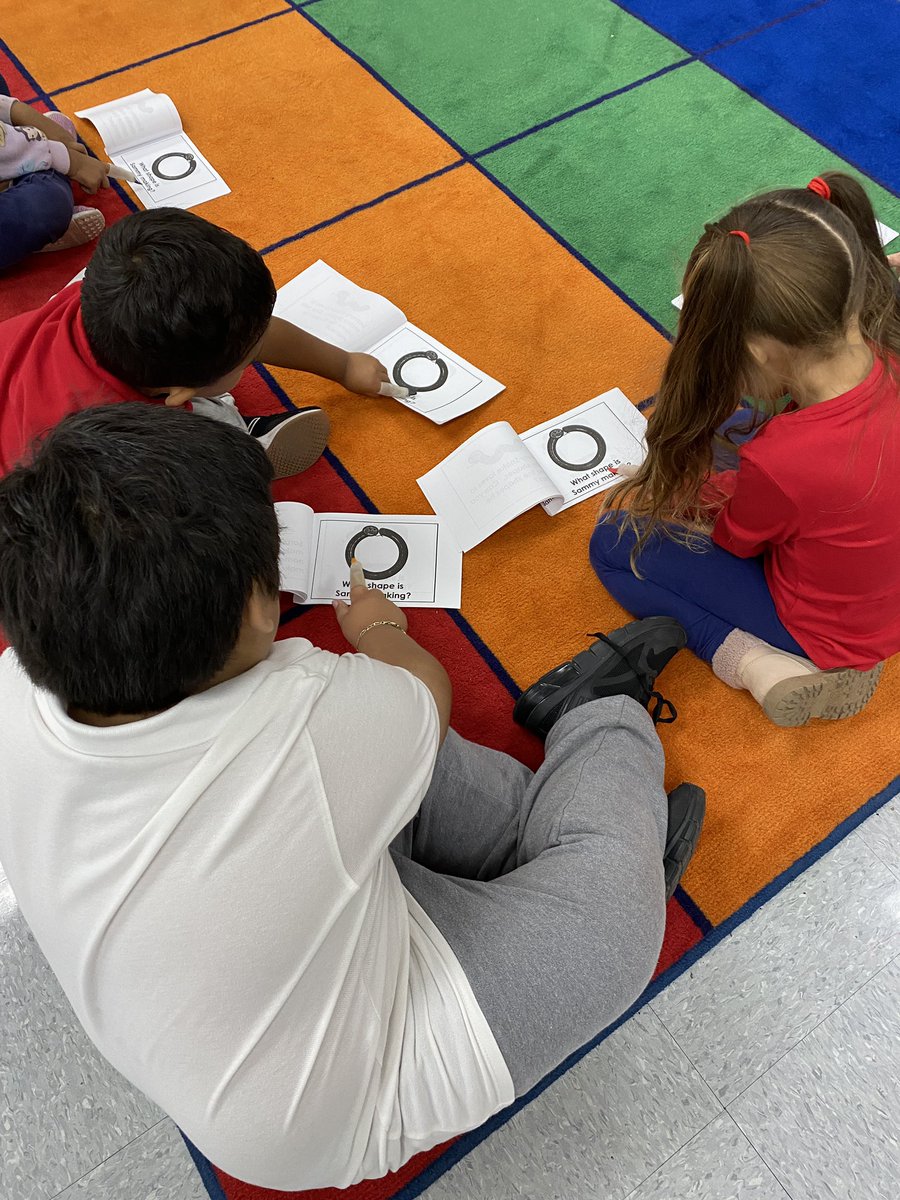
342;352;391;397
888;251;900;275
68;154;111;194
609;463;640;479
333;561;409;647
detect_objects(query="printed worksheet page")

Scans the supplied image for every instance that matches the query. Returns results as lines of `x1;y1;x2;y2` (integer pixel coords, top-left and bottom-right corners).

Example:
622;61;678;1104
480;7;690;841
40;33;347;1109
275;502;316;600
417;422;558;551
368;322;504;424
76;89;230;210
306;514;462;608
519;389;647;515
273;262;504;423
75;90;181;154
272;260;405;353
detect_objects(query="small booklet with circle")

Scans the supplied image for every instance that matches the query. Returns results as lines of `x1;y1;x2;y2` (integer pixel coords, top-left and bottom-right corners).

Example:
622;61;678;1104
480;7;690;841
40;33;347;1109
75;89;229;210
273;261;505;423
416;389;647;551
275;504;463;608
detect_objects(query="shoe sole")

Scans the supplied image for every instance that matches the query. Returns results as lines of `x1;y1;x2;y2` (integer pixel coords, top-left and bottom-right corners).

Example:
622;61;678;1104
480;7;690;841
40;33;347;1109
263;409;330;479
763;662;884;727
664;783;706;900
513;616;686;734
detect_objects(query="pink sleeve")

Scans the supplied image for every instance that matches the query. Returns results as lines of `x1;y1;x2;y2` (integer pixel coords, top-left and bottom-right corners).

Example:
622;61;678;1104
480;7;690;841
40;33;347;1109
712;458;800;558
0;119;70;179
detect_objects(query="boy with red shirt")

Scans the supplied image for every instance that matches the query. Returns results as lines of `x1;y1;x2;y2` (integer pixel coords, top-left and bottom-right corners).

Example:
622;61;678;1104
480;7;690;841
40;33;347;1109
0;208;395;476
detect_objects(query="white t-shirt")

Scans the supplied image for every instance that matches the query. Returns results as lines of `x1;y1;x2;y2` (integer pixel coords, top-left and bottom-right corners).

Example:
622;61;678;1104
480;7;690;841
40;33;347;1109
0;642;513;1189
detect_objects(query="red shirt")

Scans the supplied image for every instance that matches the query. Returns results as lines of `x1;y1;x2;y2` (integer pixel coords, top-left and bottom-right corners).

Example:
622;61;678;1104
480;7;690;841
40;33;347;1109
0;283;160;474
713;355;900;669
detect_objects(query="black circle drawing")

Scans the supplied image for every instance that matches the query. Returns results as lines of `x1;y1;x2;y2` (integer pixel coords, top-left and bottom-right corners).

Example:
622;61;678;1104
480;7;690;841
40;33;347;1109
151;152;198;181
546;425;607;472
392;350;449;397
344;525;410;581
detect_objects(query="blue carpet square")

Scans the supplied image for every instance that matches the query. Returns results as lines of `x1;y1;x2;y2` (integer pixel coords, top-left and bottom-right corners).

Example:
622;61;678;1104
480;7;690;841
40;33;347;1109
614;0;820;54
708;0;900;194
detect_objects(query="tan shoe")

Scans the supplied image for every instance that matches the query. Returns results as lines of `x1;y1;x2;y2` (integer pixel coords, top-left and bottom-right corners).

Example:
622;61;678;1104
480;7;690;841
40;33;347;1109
761;663;885;727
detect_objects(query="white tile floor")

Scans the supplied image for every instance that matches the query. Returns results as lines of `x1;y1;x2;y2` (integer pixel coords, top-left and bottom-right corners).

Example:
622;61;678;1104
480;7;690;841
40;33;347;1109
2;791;899;1200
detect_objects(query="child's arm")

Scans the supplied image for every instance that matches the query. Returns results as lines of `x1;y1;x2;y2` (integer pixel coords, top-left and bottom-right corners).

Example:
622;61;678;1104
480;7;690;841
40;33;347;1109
0;96;109;192
0;117;71;179
258;316;391;397
6;99;77;147
333;566;452;742
712;458;799;558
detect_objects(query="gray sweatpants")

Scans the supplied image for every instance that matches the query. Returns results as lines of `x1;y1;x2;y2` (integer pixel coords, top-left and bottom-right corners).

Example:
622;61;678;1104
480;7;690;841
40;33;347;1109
189;393;247;431
391;696;668;1095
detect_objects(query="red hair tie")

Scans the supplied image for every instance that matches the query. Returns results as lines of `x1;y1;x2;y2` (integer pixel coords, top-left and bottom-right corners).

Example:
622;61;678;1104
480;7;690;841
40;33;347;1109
728;230;751;246
807;176;831;201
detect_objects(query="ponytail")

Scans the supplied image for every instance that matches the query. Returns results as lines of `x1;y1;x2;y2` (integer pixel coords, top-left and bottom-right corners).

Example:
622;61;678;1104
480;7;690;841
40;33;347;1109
812;172;900;377
604;226;759;564
814;172;887;262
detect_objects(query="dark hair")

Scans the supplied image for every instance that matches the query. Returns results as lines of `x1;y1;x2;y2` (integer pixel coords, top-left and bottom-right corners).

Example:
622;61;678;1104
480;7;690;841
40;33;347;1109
0;404;280;714
605;173;900;560
81;209;276;390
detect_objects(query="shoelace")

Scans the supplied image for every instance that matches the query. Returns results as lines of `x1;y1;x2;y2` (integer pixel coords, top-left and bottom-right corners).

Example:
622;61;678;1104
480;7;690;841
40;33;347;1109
588;632;678;725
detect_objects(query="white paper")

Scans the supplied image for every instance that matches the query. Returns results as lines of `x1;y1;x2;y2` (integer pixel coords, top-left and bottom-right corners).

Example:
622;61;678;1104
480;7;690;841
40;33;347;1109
76;90;229;211
673;217;898;308
273;263;504;423
276;502;315;600
276;505;462;608
519;389;648;515
417;391;645;548
369;323;504;424
111;135;229;209
75;89;181;155
417;422;557;551
272;260;405;353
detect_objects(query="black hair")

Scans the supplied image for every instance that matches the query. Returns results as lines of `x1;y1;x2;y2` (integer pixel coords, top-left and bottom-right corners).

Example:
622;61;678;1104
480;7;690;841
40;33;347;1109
0;403;280;715
81;209;276;389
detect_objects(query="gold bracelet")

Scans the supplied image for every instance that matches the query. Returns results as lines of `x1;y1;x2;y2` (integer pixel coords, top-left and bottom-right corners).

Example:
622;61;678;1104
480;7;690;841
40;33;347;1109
355;620;407;650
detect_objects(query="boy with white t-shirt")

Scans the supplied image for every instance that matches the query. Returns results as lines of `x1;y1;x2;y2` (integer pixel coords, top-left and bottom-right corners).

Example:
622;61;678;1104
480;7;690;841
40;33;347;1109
0;403;704;1191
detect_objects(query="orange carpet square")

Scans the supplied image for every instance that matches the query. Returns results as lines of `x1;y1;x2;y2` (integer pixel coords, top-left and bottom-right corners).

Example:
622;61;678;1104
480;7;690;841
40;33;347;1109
61;14;458;251
3;0;284;93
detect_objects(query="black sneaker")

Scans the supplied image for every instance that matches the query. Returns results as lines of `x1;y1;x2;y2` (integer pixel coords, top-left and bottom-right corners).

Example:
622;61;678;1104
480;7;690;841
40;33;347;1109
664;783;706;900
244;407;330;479
513;616;686;740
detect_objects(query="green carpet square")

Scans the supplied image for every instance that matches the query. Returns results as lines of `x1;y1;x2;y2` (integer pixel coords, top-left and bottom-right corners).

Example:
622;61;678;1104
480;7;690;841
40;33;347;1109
305;0;685;152
482;61;900;330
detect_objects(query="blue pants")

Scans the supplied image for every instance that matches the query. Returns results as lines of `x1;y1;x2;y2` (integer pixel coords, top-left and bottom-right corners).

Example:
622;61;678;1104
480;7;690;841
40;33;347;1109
589;516;807;663
0;170;74;270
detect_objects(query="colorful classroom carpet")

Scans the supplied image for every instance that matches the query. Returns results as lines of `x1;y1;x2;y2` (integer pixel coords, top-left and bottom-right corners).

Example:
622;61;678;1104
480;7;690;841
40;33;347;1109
2;1;899;1196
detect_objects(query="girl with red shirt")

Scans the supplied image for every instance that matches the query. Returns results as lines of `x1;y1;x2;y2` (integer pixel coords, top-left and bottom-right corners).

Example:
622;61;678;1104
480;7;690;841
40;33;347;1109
590;173;900;727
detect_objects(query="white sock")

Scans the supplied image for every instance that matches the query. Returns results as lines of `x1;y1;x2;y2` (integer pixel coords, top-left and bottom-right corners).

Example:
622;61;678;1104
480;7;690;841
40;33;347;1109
712;630;818;705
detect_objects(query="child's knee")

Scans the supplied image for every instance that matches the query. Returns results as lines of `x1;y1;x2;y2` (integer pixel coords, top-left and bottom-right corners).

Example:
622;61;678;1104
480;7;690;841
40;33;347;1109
589;516;631;577
34;173;76;241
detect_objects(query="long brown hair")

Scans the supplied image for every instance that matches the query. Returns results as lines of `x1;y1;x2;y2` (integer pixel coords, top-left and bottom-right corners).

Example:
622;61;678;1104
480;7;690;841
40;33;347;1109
605;173;900;561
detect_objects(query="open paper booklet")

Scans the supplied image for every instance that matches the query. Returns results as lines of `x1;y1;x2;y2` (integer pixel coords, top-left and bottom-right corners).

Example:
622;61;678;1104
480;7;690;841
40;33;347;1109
272;261;504;424
417;389;646;551
276;504;463;608
75;90;229;210
672;219;899;310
